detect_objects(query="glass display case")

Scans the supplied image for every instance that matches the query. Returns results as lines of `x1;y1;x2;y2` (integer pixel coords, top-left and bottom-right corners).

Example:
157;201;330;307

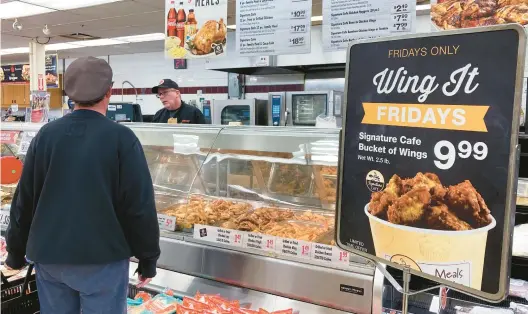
0;123;43;212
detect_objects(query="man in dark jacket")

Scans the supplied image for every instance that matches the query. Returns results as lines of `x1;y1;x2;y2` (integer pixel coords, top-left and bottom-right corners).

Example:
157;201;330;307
5;56;160;314
151;79;205;124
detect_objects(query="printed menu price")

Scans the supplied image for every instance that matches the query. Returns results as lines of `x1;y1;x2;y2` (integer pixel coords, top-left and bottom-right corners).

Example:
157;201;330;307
337;26;525;300
236;0;312;56
322;0;416;52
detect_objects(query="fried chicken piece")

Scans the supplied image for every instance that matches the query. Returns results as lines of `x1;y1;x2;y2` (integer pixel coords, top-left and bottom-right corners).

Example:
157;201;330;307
446;180;492;228
462;0;498;20
401;172;447;202
432;1;464;28
460;16;506;27
386;174;403;197
387;187;431;225
498;0;528;6
369;191;396;219
495;4;528;24
426;204;473;231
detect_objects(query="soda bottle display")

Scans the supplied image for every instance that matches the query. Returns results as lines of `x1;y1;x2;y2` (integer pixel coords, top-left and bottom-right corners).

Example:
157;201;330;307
167;0;177;37
185;8;197;42
176;1;186;47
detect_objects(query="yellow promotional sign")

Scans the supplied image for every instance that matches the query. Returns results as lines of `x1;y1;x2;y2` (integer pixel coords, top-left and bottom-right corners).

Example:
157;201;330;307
362;103;489;132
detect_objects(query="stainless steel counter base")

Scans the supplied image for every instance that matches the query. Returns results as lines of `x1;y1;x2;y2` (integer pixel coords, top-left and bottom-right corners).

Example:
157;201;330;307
129;262;353;314
156;236;375;313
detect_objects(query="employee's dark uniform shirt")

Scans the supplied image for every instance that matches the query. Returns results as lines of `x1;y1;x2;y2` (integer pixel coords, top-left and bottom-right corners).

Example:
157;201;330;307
152;102;205;124
6;110;160;277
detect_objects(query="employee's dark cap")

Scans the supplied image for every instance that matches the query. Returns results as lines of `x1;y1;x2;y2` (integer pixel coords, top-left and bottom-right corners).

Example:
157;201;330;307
64;56;113;103
152;79;179;94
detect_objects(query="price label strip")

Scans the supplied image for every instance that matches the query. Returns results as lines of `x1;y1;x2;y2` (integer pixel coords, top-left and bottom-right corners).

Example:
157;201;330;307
194;224;351;267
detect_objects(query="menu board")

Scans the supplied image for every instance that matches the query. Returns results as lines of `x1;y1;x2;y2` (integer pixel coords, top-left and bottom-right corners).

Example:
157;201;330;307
323;0;416;52
337;26;525;299
0;64;30;84
0;56;58;87
236;0;312;56
164;0;228;59
45;54;59;88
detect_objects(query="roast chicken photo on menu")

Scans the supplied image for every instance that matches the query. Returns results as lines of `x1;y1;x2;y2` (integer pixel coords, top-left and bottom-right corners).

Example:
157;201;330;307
365;172;496;289
431;0;528;29
187;18;227;56
368;172;493;230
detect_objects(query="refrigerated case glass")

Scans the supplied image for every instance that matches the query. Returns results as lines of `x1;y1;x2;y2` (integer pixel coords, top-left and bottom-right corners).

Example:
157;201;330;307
220;105;251;125
291;94;327;126
0;123;44;212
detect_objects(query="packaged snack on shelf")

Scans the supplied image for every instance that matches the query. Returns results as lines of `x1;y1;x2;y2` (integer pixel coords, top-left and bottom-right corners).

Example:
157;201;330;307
176;304;201;314
518;178;528;206
128;293;180;314
183;297;206;308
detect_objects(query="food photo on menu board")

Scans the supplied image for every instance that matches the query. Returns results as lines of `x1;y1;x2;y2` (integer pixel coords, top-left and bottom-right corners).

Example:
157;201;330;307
337;25;525;299
165;0;227;59
430;0;528;30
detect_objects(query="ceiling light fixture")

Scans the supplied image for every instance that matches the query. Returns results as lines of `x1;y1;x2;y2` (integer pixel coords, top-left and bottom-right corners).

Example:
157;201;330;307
2;32;179;55
12;19;23;31
43;25;51;36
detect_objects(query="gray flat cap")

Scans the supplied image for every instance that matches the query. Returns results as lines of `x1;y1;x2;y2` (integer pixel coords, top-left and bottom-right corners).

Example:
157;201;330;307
64;57;113;103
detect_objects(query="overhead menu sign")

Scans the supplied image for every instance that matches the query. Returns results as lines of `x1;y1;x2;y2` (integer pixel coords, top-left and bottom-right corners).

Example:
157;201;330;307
323;0;416;51
337;25;525;300
236;0;312;56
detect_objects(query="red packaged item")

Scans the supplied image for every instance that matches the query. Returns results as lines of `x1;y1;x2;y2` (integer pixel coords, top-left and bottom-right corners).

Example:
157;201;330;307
272;310;293;314
259;309;270;314
176;304;202;314
134;292;152;302
208;296;233;310
182;296;210;311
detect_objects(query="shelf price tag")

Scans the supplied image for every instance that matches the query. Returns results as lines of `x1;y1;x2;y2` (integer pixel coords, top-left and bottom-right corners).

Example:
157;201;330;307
289;36;307;47
243;232;276;252
157;214;177;232
0;210;10;228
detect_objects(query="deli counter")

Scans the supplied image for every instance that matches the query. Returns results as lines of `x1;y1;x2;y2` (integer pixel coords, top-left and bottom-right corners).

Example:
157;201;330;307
2;122;528;314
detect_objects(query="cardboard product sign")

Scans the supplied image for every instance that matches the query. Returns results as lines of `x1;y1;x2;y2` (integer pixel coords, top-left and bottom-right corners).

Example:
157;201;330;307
337;25;525;300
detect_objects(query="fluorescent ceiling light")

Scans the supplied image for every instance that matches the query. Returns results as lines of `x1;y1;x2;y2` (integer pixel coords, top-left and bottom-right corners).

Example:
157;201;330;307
73;39;125;47
113;33;165;43
1;47;31;55
45;43;83;50
1;32;173;55
22;0;123;10
0;2;54;19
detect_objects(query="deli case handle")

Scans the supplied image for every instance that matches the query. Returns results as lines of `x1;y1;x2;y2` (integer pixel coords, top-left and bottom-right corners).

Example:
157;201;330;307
284;110;289;126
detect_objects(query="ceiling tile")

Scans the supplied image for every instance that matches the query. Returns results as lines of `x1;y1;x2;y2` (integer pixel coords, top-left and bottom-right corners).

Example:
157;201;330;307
69;0;157;18
132;0;164;10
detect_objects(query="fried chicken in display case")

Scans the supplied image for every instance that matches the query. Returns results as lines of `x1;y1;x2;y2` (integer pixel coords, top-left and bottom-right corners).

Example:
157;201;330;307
431;0;528;30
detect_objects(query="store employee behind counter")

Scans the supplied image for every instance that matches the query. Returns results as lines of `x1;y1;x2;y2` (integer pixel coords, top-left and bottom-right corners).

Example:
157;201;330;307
151;79;205;124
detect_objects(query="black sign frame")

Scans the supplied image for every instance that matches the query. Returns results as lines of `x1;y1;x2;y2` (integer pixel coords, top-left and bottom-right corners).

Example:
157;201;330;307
336;24;526;301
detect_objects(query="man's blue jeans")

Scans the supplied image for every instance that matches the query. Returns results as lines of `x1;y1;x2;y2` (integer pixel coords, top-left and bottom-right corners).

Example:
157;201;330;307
34;259;129;314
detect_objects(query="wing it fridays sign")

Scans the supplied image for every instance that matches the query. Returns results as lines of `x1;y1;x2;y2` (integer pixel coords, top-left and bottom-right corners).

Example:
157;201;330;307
337;25;525;300
165;0;228;59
